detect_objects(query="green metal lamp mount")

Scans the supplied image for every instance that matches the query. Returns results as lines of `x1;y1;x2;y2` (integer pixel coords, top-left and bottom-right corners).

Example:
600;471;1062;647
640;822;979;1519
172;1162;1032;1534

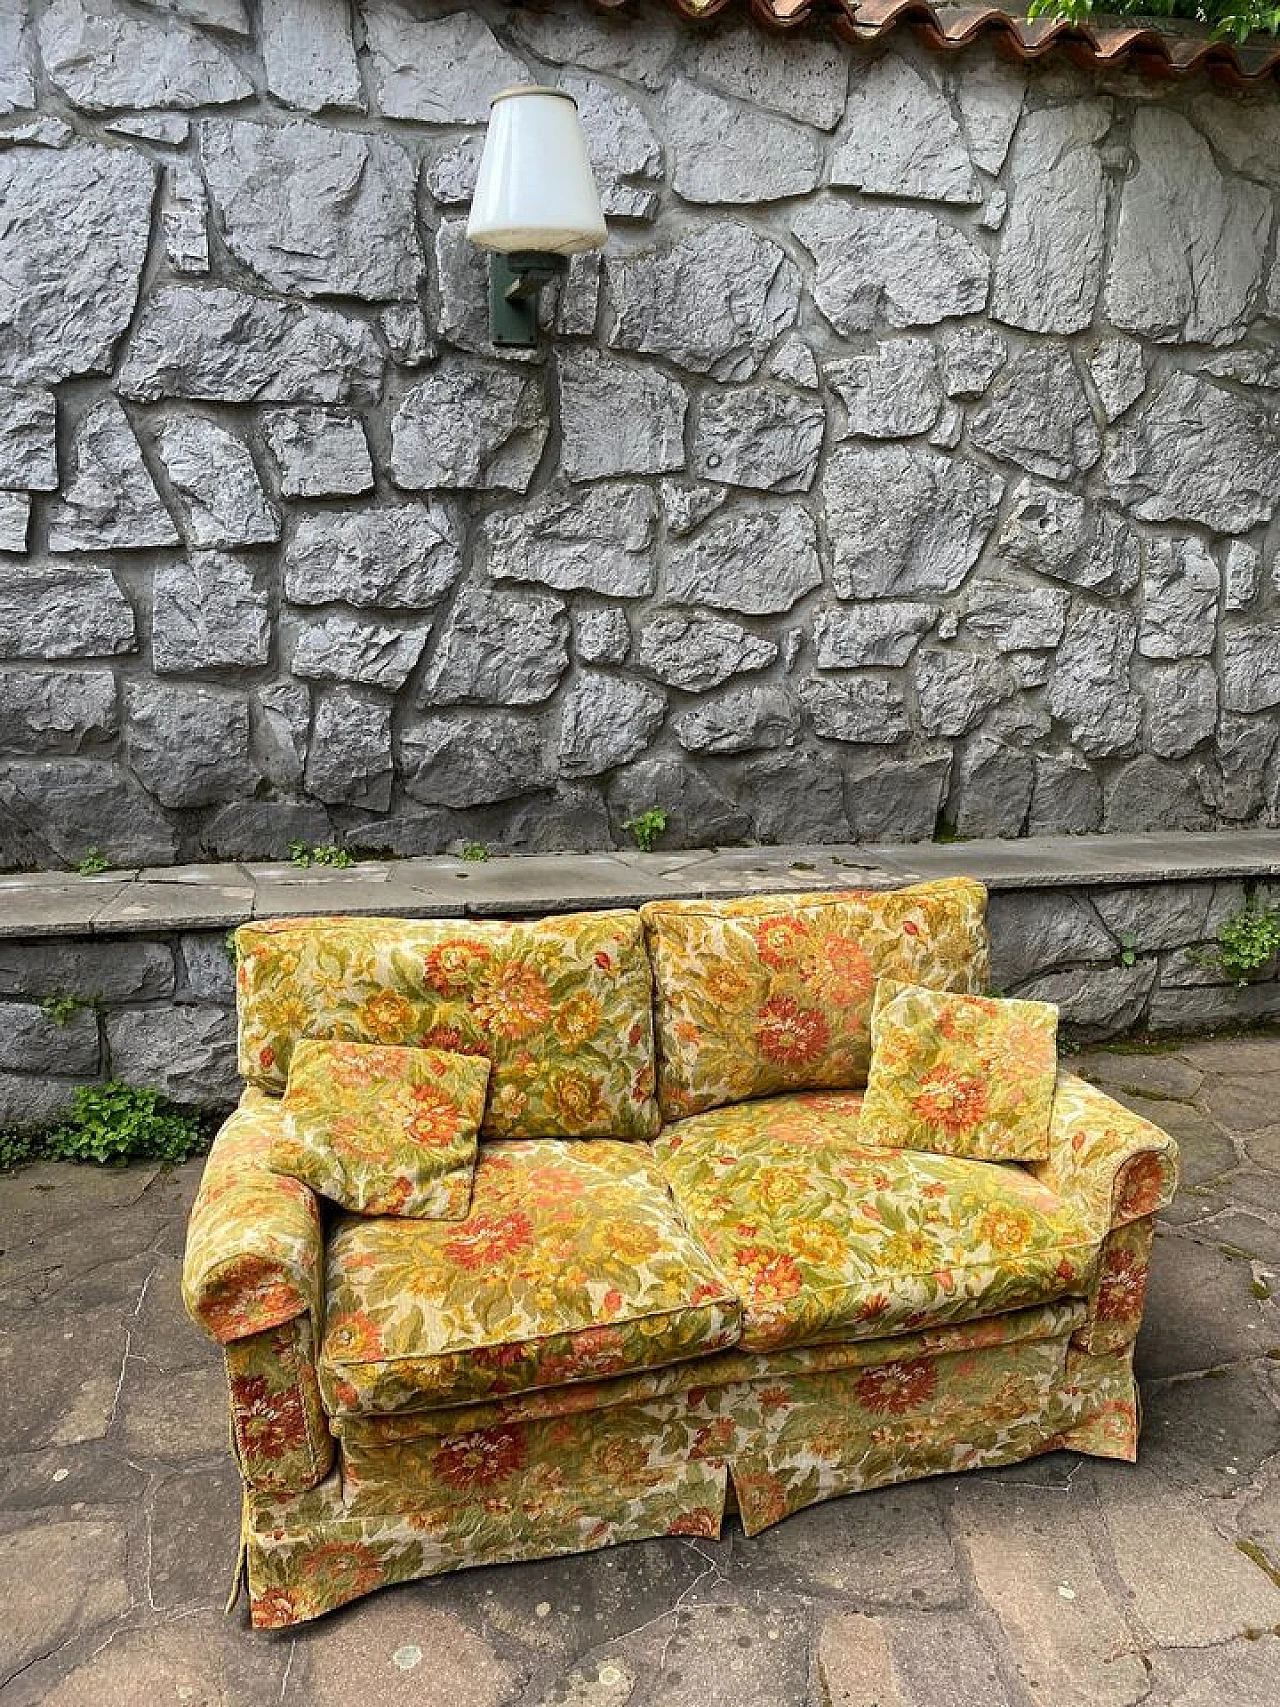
489;251;570;348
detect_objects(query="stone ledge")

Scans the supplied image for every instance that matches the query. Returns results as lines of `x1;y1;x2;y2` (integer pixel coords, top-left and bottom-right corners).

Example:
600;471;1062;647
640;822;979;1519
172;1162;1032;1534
4;830;1280;940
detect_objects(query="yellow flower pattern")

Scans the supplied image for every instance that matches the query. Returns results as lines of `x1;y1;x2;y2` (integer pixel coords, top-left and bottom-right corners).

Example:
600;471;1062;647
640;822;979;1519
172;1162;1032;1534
859;980;1059;1162
272;1041;489;1219
640;878;989;1120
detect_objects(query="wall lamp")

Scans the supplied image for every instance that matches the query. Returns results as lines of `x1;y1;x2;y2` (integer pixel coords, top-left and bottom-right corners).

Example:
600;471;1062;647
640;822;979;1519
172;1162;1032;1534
466;86;608;349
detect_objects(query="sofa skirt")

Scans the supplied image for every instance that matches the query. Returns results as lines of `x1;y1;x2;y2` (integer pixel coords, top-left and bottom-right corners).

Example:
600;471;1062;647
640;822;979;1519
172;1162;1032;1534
237;1313;1140;1629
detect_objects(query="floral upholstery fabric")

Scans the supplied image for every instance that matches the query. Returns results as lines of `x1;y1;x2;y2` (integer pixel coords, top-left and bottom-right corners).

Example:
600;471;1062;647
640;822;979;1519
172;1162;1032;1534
183;1088;323;1345
236;910;660;1141
654;1090;1096;1353
859;981;1058;1162
225;1317;334;1494
320;1138;741;1417
273;1041;488;1219
640;878;989;1120
1028;1071;1180;1238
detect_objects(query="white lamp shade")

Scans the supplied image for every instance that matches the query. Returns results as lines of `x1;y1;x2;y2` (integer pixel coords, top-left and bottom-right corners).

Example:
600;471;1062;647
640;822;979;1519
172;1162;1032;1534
466;86;607;257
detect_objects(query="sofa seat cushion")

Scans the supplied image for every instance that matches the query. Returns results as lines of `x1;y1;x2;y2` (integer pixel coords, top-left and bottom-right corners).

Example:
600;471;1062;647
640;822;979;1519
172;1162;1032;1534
654;1091;1097;1355
320;1139;742;1418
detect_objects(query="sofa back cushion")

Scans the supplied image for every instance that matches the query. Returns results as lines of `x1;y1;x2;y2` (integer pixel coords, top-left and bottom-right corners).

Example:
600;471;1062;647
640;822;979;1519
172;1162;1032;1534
236;910;660;1141
639;878;989;1121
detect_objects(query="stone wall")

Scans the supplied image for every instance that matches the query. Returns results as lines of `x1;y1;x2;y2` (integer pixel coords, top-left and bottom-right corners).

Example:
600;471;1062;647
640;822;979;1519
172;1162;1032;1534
1;0;1279;867
2;872;1276;1119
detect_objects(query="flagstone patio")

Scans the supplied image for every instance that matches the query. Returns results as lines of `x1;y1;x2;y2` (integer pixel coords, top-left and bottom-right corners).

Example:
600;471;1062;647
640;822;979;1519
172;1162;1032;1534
2;1032;1280;1707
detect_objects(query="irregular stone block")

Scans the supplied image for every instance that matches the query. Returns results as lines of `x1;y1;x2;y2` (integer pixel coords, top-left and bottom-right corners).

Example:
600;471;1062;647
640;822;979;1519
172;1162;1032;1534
1223;540;1260;611
814;604;937;668
0;760;177;868
559;673;666;776
659;480;726;537
557;349;686;481
152;555;268;675
1103;754;1215;832
1104;370;1280;534
845;751;950;842
125;682;258;808
0;491;28;552
0;143;153;386
988;891;1117;986
0;1070;84;1127
305;688;393;809
511;0;679;91
768;337;819;389
993;103;1111;333
483;482;657;597
1138;538;1219;660
284;505;462;609
290;614;427;692
0;1001;99;1075
420;584;568;706
179;933;237;1004
1086;335;1146;422
963;581;1066;651
0;386;57;490
106;114;189;144
1047;606;1140;758
915;651;1015;737
675;682;798;754
379;304;435;367
0;936;174;1002
0;563;135;659
254;680;310;789
1144;662;1219;760
1217;713;1278;820
434;218;513;357
261;409;374;498
1222;625;1280;713
153;417;278;548
202;119;421;301
610;751;750;848
575;607;629;666
638;612;777;692
823;444;1003;598
392;361;546;492
1028;754;1102;836
401;712;548;807
1107;109;1270;346
667;78;820;204
608;222;799;381
794;200;989;335
364;4;525;122
828;339;942;440
0;0;35;112
690;18;847;127
162;162;209;275
107;1005;239;1106
692;385;824;491
969;344;1101;480
118;285;383;405
202;800;331;861
1192;91;1280;190
40;0;252;109
46;399;178;552
563;73;663;218
952;52;1025;175
832;54;980;204
0;669;115;752
666;507;822;614
801;675;909;744
425;136;480;205
994;482;1138;596
938;325;1007;399
260;0;363;114
950;736;1036;839
137;0;249;32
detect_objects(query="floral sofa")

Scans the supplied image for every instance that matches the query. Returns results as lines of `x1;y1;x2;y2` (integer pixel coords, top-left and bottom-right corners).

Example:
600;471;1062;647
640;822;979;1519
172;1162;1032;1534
182;877;1179;1629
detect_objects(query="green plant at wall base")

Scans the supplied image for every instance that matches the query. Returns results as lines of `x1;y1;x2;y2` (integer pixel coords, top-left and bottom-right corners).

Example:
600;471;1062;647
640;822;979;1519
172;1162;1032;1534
1216;904;1280;986
1028;0;1280;38
40;992;95;1027
623;808;669;854
49;1082;210;1166
223;929;239;966
288;841;355;869
460;842;490;862
1119;937;1138;969
75;848;110;875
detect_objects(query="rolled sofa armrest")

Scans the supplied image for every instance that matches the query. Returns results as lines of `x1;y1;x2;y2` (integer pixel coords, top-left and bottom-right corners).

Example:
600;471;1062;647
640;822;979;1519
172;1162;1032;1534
1026;1071;1180;1240
182;1087;324;1345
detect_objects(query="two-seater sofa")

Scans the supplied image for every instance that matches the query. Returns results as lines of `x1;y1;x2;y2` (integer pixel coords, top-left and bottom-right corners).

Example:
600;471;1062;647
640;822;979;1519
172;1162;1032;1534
182;877;1179;1629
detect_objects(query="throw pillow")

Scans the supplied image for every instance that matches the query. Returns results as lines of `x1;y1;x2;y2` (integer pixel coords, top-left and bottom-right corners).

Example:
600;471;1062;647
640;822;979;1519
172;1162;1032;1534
272;1041;490;1218
858;980;1058;1162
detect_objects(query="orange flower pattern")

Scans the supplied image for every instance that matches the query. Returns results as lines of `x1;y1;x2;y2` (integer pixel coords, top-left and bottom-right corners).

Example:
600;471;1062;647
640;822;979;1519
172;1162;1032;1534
225;1317;333;1494
320;1138;741;1415
654;1090;1096;1353
640;879;989;1120
236;910;660;1141
1027;1071;1180;1238
271;1041;488;1220
859;981;1059;1162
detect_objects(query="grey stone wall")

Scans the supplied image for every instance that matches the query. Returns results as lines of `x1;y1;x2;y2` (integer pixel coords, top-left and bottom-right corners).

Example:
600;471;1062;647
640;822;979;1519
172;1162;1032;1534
1;0;1279;867
1;877;1275;1118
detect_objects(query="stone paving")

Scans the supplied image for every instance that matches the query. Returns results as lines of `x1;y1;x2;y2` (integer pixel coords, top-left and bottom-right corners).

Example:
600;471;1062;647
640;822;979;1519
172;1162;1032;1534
2;1034;1280;1706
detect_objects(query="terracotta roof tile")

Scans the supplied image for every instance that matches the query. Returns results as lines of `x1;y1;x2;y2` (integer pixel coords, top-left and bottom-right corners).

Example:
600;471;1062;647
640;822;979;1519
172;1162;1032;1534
591;0;1280;88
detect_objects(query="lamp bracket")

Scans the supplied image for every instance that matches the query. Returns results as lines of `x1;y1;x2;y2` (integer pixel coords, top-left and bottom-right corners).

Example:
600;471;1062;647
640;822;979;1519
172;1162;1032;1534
489;251;570;347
